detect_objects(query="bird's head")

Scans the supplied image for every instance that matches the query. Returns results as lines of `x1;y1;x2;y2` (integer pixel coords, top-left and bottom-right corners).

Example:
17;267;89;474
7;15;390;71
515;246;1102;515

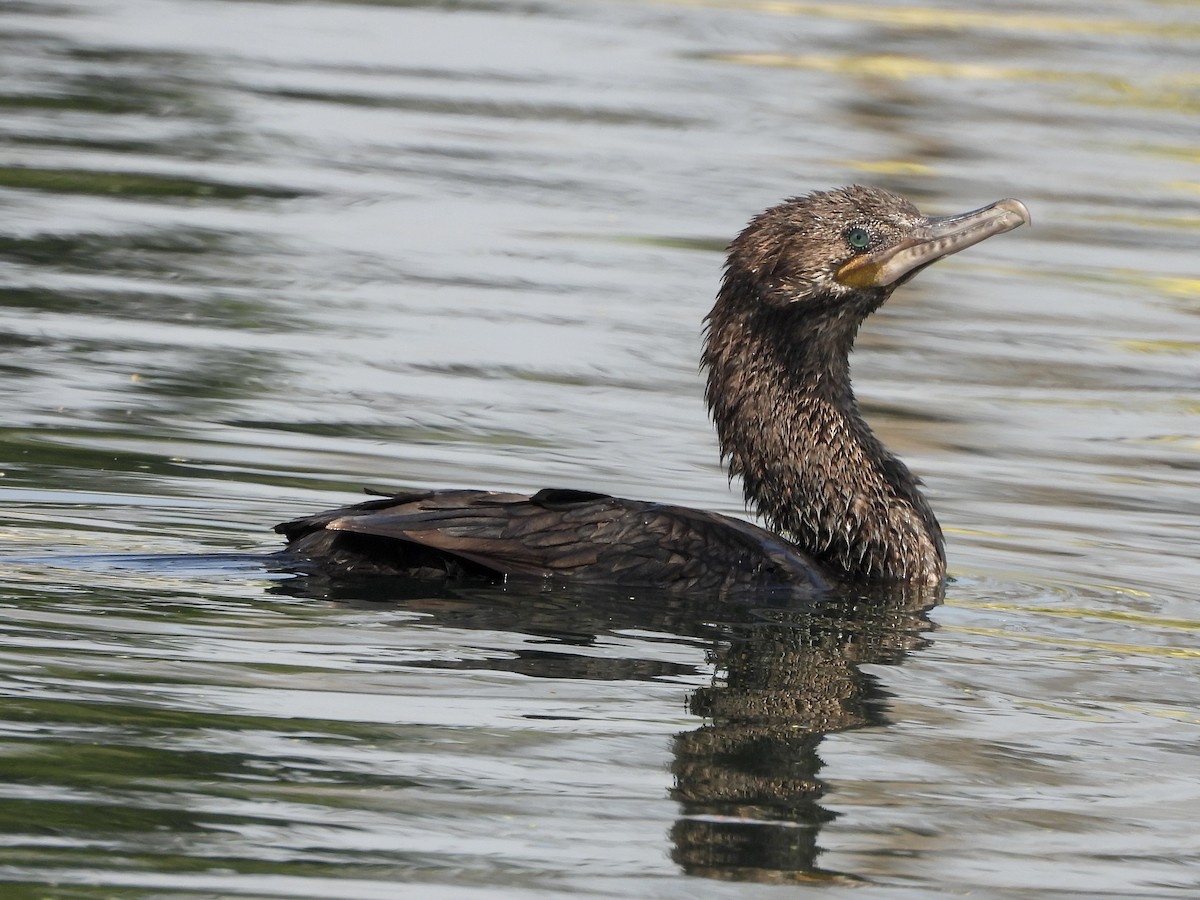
722;184;1030;321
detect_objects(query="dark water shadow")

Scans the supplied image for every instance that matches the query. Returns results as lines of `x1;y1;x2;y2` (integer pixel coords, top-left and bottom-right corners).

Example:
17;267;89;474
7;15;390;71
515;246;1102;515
274;569;941;884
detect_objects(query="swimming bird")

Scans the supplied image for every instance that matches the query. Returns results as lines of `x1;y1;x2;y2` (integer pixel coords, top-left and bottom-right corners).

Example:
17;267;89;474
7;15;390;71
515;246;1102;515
277;186;1029;593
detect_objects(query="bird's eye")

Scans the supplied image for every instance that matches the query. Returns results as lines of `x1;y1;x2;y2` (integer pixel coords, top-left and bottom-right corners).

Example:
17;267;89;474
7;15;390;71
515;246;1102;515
846;227;871;250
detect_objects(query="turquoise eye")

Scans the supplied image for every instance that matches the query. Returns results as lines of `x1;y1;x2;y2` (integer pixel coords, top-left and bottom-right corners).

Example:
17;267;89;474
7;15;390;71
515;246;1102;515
846;227;871;250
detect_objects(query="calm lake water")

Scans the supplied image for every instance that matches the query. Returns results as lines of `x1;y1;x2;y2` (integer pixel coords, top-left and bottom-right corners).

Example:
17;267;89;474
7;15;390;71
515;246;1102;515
1;0;1198;897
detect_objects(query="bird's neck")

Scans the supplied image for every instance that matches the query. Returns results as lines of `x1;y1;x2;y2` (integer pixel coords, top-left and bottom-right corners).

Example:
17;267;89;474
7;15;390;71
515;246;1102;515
702;297;945;585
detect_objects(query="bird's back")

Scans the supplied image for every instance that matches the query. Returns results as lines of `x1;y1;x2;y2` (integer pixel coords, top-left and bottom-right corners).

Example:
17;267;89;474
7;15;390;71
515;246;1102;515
276;488;830;596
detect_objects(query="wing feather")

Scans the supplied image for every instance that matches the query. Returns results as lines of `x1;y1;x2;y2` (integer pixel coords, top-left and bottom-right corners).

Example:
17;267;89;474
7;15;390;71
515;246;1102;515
277;487;828;594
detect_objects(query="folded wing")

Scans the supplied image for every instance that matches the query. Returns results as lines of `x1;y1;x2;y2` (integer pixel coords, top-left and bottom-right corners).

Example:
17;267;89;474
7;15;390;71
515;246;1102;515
276;488;827;594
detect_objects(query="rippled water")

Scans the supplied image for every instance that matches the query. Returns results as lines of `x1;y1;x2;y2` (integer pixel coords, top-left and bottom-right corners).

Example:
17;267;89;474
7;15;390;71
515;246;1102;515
1;0;1198;896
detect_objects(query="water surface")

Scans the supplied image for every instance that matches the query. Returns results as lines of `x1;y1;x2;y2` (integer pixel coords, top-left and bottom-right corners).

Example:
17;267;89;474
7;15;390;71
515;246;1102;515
1;0;1198;896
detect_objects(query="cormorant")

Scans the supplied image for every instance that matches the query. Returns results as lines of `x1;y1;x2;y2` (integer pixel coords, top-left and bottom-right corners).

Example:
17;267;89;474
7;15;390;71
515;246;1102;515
277;186;1029;593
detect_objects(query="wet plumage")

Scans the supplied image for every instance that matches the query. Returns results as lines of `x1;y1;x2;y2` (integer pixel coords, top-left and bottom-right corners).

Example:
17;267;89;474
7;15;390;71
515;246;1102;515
277;186;1029;592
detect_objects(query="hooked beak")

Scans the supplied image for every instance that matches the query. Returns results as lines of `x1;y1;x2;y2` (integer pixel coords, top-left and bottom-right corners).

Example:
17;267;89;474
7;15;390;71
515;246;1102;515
836;198;1031;289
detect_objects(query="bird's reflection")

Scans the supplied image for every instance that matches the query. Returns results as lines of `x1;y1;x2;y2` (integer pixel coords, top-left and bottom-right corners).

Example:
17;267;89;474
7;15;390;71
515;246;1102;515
669;590;936;883
276;573;940;883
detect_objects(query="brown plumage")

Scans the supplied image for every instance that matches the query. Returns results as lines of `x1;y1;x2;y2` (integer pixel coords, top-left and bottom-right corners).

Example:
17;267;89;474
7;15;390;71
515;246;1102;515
277;186;1029;592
